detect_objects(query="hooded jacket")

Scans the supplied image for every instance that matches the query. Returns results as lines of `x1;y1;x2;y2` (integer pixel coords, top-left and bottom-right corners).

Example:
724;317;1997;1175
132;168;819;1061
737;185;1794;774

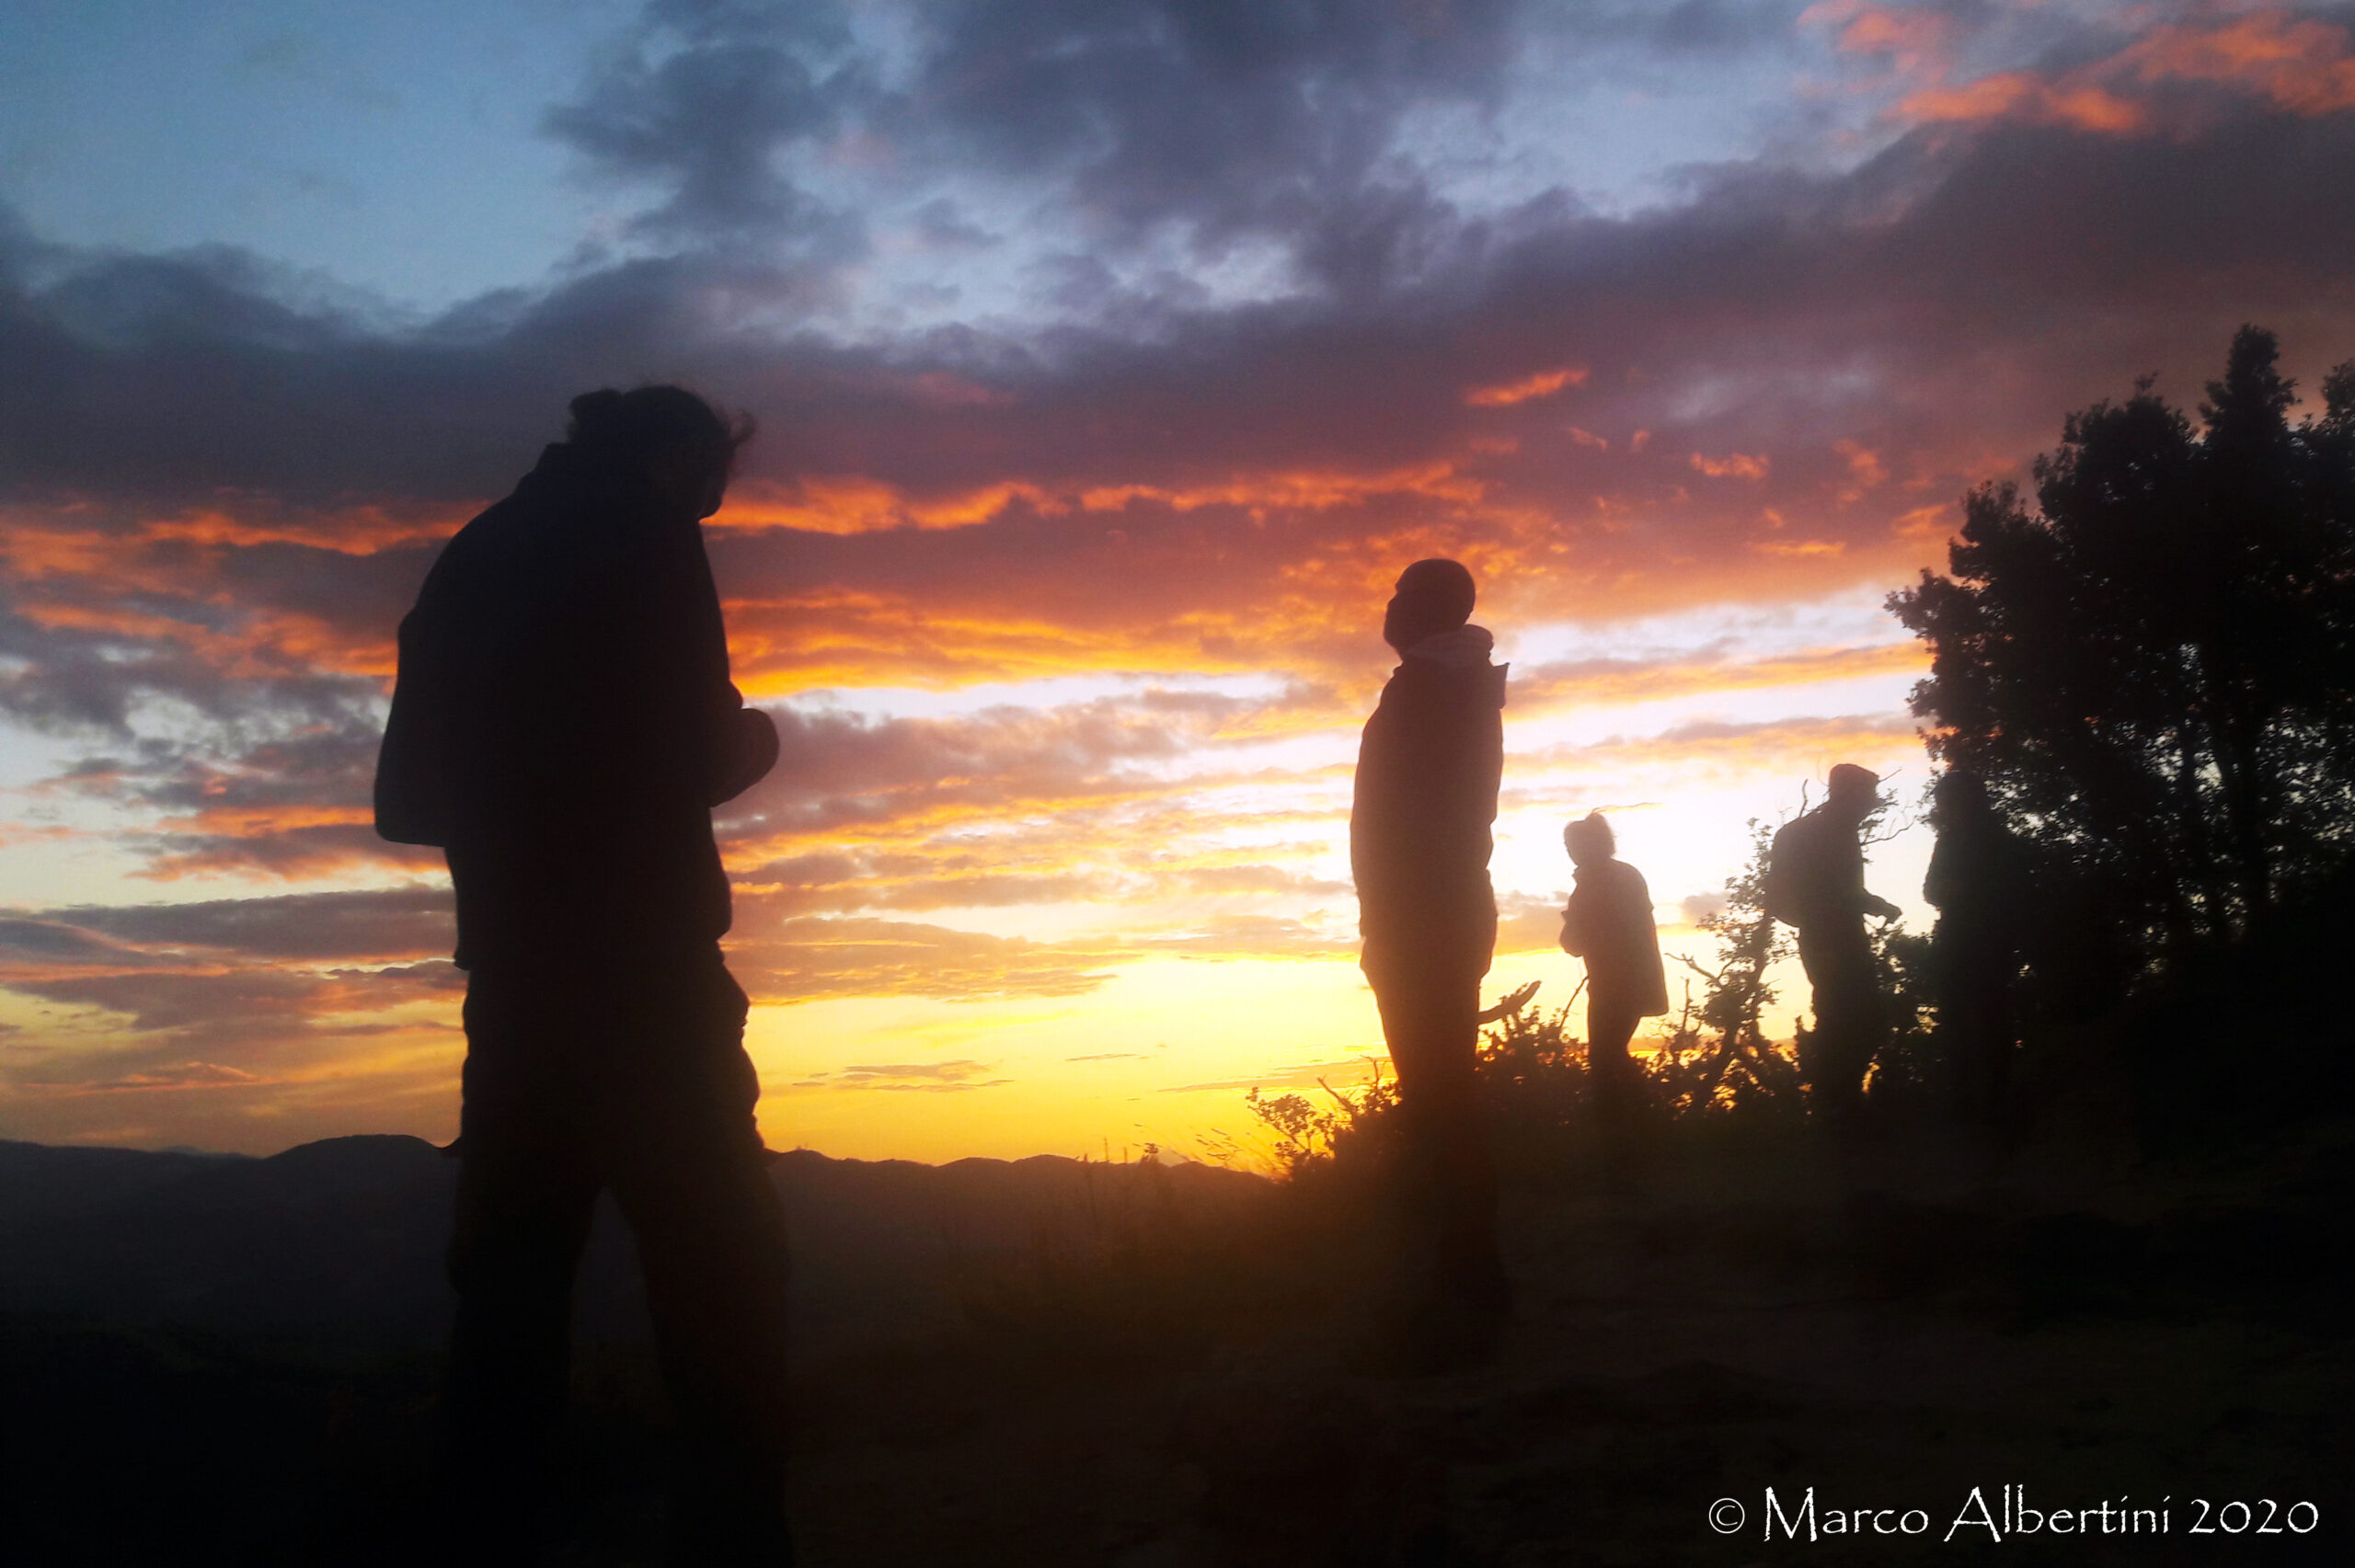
374;442;757;972
1559;857;1670;1017
1350;624;1508;977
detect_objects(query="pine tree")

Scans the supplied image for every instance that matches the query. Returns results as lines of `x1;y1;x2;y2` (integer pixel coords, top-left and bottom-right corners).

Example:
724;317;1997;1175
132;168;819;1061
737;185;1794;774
1889;327;2355;1005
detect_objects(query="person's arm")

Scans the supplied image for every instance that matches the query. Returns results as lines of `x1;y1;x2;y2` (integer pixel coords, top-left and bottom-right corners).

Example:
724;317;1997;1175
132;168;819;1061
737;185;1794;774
1923;837;1955;910
1843;822;1902;921
654;517;778;808
1559;885;1589;955
1350;682;1412;930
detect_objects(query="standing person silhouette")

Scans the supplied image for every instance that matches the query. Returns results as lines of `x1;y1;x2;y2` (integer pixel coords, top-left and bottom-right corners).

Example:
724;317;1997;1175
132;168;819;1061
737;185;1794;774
1557;812;1668;1115
1350;557;1510;1355
376;386;794;1564
1924;769;2030;1132
1765;763;1902;1126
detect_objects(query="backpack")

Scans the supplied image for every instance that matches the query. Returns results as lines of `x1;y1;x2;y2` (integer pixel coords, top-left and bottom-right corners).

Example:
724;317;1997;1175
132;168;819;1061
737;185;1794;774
1760;819;1803;927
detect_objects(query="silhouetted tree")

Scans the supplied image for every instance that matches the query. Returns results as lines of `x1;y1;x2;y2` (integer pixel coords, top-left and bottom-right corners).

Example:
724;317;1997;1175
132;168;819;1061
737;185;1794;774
1654;817;1803;1116
1890;326;2355;1001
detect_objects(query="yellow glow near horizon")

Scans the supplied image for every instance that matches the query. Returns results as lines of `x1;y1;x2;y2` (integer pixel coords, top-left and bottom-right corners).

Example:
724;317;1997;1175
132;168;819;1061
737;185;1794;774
0;583;1944;1162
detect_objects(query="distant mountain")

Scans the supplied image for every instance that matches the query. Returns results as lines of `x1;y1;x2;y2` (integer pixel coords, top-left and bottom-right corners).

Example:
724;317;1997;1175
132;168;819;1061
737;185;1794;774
0;1136;1269;1363
0;1139;248;1230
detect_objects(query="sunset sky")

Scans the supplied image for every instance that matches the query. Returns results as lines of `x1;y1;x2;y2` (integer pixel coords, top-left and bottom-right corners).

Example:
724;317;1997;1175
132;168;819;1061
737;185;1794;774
4;0;2353;1162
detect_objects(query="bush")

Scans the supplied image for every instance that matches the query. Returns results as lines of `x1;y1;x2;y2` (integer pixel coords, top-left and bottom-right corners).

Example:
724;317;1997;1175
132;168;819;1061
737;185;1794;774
1246;804;1952;1179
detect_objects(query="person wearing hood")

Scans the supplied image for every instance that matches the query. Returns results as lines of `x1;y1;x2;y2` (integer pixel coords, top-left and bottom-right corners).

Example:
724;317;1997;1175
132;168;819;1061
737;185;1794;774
1558;810;1669;1113
376;386;794;1564
1350;557;1511;1346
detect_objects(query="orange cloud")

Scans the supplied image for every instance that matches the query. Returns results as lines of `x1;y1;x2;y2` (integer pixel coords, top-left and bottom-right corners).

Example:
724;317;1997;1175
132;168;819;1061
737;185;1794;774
1835;439;1887;488
1892;503;1956;544
1465;366;1589;406
704;464;1956;699
1901;73;2146;134
1805;0;1959;78
2123;12;2355;117
715;459;1495;540
0;509;424;684
725;914;1132;1002
1690;452;1771;480
1078;462;1486;514
1895;10;2355;134
716;475;1064;535
137;505;465;553
154;803;376;839
0;504;458;571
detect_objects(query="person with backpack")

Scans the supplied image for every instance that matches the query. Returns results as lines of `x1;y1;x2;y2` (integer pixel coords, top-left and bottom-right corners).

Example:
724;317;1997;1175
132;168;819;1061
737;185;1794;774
1763;763;1902;1125
377;386;795;1563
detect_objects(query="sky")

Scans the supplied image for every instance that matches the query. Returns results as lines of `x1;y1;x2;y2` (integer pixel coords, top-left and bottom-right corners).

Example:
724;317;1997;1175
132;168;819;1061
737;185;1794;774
3;0;2353;1162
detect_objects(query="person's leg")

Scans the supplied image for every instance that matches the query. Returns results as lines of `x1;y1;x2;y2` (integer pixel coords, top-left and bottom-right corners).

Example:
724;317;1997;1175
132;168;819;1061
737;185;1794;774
1940;953;1988;1122
1798;928;1878;1122
442;973;601;1562
1585;1001;1641;1116
1978;967;2016;1132
1794;932;1839;1114
1942;943;2016;1132
592;952;794;1565
1373;967;1502;1301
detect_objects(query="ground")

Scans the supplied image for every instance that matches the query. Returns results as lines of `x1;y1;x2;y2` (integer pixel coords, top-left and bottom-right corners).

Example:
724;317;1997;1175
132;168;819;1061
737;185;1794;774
11;1112;2344;1564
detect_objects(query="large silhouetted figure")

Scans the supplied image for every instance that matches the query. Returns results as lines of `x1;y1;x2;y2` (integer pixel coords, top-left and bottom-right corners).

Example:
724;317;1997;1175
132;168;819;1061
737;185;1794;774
1351;557;1509;1346
1765;763;1901;1124
1924;770;2031;1130
1558;812;1668;1112
376;386;794;1564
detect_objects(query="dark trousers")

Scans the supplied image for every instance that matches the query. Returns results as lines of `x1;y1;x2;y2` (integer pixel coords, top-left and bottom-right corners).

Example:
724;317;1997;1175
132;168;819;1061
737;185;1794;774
1936;933;2017;1129
1367;957;1501;1294
1797;923;1885;1121
1585;997;1644;1115
442;947;794;1564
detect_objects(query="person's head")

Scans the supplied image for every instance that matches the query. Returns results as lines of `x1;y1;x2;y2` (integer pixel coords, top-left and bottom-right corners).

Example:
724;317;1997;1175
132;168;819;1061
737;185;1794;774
566;385;756;520
1565;811;1614;867
1382;558;1476;652
1933;768;1992;827
1825;761;1881;823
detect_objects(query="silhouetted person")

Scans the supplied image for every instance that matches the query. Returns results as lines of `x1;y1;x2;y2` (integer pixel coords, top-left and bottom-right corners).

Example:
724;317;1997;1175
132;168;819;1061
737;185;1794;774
1924;770;2030;1131
1558;812;1668;1114
376;386;794;1564
1764;763;1901;1125
1351;558;1509;1349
